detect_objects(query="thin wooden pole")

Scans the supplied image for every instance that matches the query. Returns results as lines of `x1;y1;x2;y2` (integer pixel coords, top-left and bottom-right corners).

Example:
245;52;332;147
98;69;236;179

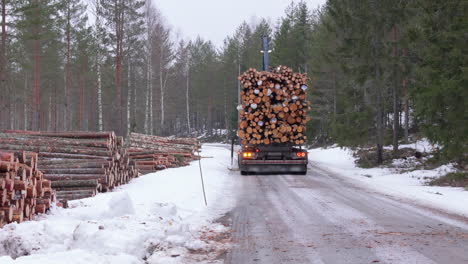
197;149;207;206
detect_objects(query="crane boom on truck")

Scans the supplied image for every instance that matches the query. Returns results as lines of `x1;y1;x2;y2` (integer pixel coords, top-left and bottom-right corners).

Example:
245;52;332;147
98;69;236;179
237;36;309;175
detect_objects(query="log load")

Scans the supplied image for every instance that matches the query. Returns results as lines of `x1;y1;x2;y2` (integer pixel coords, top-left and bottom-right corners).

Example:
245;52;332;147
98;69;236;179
0;150;56;226
0;131;139;203
125;133;200;175
237;66;311;146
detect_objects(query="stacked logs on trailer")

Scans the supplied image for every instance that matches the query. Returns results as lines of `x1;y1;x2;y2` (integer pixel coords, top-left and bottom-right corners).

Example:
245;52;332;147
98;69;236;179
0;150;55;225
125;133;200;175
237;66;311;146
0;131;138;202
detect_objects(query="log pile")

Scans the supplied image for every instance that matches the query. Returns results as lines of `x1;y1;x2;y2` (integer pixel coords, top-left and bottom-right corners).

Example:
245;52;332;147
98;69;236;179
0;150;55;226
237;66;311;146
125;133;200;175
0;131;138;202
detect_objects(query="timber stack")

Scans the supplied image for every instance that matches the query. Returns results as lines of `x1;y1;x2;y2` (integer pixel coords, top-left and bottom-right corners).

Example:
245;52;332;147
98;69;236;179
125;132;200;175
237;66;311;146
0;131;138;202
0;150;55;226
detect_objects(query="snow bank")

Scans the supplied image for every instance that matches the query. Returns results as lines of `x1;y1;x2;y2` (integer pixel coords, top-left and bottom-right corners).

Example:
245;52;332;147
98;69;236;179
309;144;468;217
0;144;236;263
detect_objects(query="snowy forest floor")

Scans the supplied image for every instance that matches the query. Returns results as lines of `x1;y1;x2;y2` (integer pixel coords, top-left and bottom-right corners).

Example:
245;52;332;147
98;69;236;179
309;140;468;218
0;144;238;264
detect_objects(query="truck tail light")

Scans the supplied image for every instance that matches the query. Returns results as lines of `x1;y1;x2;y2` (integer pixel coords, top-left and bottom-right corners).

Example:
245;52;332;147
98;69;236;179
296;152;307;158
243;152;254;158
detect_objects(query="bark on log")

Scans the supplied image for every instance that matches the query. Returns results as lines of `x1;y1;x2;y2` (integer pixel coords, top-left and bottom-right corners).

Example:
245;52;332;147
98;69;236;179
0;144;113;157
51;179;98;188
1;130;116;140
0;135;112;149
39;153;113;160
43;174;108;181
41;168;108;175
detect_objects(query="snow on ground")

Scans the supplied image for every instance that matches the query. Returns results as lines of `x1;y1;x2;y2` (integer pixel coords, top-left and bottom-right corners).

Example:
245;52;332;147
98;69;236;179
383;138;437;152
309;144;468;218
0;144;237;264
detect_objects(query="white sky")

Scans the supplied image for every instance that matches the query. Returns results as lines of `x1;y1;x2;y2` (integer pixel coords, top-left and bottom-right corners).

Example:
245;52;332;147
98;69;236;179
153;0;327;48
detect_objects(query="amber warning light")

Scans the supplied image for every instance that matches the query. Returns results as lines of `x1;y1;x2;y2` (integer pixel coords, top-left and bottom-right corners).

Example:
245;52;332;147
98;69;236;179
243;152;253;158
296;152;307;158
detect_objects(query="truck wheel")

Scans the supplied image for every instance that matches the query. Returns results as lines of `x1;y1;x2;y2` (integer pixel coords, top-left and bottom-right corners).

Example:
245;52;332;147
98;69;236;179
241;171;248;175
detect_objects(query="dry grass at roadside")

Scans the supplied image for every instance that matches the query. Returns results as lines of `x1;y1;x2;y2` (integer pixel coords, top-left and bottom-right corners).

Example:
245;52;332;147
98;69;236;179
429;172;468;189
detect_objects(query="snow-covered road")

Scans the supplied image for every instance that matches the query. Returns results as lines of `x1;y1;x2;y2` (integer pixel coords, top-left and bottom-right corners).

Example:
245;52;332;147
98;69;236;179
0;144;238;264
224;164;468;264
223;144;468;264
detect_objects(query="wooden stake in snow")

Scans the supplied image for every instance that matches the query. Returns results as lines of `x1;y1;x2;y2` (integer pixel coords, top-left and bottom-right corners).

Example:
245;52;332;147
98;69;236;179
197;149;207;206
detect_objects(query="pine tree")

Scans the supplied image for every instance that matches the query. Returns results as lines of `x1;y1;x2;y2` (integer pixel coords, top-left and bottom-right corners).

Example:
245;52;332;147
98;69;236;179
101;0;145;135
15;0;64;130
409;0;468;161
62;0;86;130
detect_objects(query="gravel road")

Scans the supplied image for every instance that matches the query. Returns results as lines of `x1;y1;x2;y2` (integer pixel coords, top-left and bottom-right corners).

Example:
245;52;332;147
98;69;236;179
223;163;468;264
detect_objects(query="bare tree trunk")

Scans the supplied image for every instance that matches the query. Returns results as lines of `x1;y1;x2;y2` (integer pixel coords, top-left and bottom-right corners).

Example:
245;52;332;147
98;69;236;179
114;0;124;135
132;66;137;130
186;65;191;134
127;62;132;134
159;45;165;132
333;71;337;118
370;0;383;164
0;0;3;73
144;58;153;134
116;44;122;135
48;95;52;130
94;0;103;132
149;78;153;134
0;0;6;129
375;64;383;164
32;12;40;131
97;63;103;131
223;79;227;136
65;2;71;131
23;73;28;130
10;74;15;129
79;72;85;130
208;96;213;135
144;0;151;134
403;78;409;142
94;0;104;131
150;54;154;134
144;61;150;134
392;26;399;154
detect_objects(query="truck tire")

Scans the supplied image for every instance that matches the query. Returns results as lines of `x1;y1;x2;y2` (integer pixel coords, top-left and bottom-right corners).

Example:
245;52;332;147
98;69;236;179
241;171;248;176
298;165;307;175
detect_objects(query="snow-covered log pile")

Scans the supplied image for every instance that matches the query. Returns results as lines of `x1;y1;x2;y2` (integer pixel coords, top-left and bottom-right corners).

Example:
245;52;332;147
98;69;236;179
0;131;138;202
125;133;201;175
237;66;311;146
0;150;55;225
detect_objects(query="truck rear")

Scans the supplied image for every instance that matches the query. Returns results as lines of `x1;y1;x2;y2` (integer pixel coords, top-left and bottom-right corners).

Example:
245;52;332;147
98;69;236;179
238;144;308;175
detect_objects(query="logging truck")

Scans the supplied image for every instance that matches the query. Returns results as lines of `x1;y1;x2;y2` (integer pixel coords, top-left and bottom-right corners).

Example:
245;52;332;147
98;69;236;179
238;143;308;175
237;37;309;175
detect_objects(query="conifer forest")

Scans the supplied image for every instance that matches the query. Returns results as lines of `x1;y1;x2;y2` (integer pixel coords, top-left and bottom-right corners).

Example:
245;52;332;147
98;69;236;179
0;0;466;163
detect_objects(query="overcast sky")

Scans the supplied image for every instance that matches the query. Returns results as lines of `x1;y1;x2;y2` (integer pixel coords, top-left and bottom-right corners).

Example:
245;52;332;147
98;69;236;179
153;0;327;48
